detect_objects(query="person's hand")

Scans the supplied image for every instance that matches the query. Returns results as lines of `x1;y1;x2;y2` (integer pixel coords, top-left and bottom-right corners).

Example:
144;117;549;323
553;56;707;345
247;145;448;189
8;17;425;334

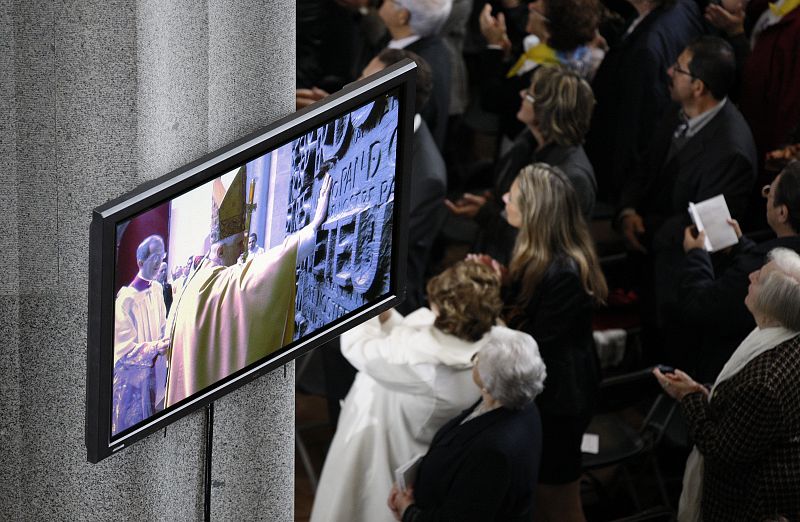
704;2;745;36
682;225;706;253
311;175;332;229
620;212;647;253
155;338;171;356
444;192;488;219
296;87;330;110
466;253;509;283
653;367;709;401
479;4;511;51
765;144;800;171
726;218;742;239
387;483;415;521
387;484;401;520
590;29;608;52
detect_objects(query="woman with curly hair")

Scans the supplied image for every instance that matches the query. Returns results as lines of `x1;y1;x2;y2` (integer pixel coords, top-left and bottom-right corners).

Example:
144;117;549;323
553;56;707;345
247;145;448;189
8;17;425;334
311;261;504;522
473;163;607;521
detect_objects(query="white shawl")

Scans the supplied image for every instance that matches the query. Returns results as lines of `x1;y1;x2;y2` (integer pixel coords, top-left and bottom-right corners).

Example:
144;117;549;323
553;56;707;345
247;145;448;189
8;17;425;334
678;326;799;521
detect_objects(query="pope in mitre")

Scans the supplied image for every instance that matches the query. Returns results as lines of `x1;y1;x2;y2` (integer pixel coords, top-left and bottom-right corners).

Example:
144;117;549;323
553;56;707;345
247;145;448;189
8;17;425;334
164;168;331;407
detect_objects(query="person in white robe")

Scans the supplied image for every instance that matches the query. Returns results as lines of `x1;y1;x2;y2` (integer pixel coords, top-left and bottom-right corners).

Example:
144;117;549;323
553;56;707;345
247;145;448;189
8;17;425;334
238;232;266;264
164;172;331;407
112;234;170;435
310;260;505;522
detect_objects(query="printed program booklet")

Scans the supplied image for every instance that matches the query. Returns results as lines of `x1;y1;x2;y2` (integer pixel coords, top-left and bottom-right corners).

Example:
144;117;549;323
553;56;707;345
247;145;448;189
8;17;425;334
688;194;739;252
395;454;424;492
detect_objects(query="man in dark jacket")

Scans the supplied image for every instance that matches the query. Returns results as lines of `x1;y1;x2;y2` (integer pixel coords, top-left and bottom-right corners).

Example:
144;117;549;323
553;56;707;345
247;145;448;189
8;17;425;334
677;161;800;382
585;0;704;203
617;37;757;336
378;0;452;150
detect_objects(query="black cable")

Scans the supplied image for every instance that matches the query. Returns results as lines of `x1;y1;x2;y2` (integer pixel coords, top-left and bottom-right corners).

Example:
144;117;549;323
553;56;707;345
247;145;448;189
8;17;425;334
204;402;214;522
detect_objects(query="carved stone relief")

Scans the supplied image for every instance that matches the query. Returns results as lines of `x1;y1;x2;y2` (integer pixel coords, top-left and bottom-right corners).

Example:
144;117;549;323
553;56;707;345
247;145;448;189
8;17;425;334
288;95;398;339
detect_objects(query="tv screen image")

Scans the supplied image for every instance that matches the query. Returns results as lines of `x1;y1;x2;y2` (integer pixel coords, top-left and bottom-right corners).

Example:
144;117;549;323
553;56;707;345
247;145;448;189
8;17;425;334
87;62;415;462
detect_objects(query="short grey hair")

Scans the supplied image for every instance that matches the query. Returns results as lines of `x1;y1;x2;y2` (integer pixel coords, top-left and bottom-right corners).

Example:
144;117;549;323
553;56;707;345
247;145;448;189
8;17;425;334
755;248;800;331
136;235;164;263
475;326;547;410
395;0;452;37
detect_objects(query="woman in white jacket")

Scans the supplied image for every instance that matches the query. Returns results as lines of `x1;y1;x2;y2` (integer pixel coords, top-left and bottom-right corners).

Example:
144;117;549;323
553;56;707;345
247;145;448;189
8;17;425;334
310;260;504;522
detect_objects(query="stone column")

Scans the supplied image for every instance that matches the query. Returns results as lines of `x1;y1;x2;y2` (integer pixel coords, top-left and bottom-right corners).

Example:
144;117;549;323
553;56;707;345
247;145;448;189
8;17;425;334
0;0;21;517
2;0;296;519
207;1;296;519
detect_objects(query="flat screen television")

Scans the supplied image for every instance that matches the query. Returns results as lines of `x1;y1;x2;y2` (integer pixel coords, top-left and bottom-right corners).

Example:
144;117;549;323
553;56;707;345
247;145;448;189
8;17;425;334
86;60;416;463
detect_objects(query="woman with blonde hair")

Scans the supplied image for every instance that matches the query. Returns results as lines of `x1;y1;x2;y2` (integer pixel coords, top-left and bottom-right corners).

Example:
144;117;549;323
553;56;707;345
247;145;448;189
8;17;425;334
447;65;597;264
311;261;504;522
473;162;607;522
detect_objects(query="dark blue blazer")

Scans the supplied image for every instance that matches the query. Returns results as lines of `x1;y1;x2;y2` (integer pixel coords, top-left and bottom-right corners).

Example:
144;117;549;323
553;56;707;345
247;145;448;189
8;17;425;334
396;120;447;315
619;100;757;253
407;36;451;150
586;0;705;202
403;401;542;522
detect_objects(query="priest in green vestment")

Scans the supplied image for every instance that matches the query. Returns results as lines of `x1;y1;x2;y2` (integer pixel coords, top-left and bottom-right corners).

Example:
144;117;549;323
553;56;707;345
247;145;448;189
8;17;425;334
164;169;331;407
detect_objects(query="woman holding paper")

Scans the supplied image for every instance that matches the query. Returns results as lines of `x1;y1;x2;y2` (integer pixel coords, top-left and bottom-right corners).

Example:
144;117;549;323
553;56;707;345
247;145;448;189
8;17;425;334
654;248;800;521
310;261;504;522
388;327;546;522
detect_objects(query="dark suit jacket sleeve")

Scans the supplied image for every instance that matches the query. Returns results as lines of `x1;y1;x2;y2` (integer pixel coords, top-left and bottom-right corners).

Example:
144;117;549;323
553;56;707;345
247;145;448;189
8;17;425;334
681;380;782;467
690;149;755;222
611;46;671;199
677;237;756;326
618;106;676;212
566;162;596;220
653;148;756;248
478;47;513;115
400;125;447;314
403;448;512;522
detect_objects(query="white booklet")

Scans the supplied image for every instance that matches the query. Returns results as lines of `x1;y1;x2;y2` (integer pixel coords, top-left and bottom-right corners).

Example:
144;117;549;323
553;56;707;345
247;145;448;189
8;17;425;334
395;453;424;492
687;194;739;252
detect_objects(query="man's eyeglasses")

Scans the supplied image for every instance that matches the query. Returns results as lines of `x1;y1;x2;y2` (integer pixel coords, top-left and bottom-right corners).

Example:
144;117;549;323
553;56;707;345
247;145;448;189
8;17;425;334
671;62;696;79
522;91;536;105
762;184;772;198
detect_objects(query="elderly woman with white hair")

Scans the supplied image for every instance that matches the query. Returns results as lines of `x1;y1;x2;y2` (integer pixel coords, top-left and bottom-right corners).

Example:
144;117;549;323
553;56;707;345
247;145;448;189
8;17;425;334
388;326;547;521
654;247;800;521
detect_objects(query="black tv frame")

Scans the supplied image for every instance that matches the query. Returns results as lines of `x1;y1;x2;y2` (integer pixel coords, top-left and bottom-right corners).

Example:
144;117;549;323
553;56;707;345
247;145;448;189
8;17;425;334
86;60;417;463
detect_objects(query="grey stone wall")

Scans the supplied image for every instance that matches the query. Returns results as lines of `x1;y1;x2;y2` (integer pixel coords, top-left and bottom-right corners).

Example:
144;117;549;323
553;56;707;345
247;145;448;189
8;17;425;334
1;1;296;520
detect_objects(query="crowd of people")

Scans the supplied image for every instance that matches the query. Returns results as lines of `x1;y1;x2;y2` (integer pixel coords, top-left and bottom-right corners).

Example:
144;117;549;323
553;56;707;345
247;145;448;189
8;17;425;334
297;0;800;520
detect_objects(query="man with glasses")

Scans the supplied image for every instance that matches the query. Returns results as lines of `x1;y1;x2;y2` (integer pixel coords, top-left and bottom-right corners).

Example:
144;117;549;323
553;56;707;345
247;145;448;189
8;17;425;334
618;36;756;255
676;161;800;383
616;36;757;362
112;234;170;435
586;0;704;203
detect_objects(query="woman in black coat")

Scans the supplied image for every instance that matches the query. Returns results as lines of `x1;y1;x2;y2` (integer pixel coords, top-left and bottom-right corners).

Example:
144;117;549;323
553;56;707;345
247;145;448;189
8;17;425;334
446;66;597;265
387;326;547;521
471;163;607;521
